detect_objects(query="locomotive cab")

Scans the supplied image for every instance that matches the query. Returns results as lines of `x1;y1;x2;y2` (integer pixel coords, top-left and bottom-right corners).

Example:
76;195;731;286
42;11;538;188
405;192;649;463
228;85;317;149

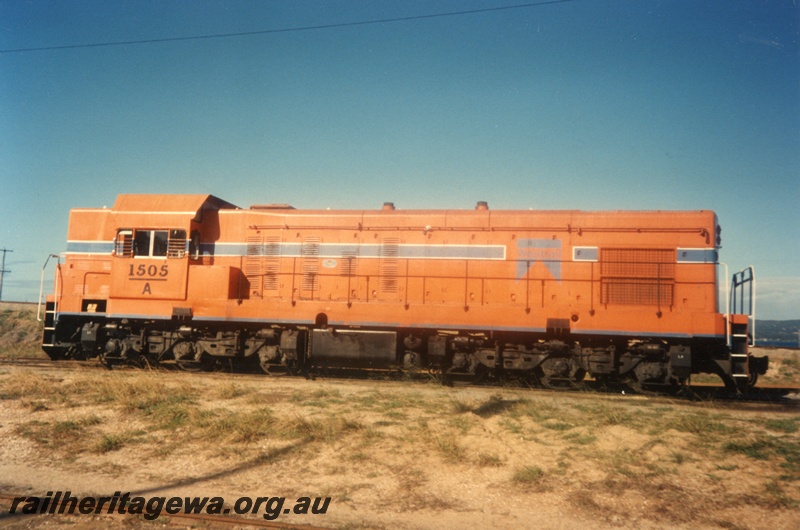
41;194;238;360
105;195;238;308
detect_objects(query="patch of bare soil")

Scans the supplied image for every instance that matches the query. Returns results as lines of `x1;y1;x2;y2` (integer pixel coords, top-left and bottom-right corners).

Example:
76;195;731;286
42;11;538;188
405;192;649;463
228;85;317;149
0;361;798;529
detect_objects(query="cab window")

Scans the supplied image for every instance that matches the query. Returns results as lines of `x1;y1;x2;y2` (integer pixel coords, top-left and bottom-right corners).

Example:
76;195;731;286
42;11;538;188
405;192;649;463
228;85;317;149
134;230;168;257
116;229;186;258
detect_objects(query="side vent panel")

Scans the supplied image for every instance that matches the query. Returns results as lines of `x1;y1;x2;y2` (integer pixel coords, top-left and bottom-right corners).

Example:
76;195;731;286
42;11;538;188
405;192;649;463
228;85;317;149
245;236;264;298
380;238;399;295
301;238;321;298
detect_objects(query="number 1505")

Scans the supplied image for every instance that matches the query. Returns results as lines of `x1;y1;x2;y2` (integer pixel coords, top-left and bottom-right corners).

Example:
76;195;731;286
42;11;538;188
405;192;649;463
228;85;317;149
129;264;169;277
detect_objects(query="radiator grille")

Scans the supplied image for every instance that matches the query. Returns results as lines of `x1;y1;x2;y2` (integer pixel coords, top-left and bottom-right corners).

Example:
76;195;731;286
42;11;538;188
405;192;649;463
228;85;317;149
600;248;674;306
600;248;674;278
601;279;674;306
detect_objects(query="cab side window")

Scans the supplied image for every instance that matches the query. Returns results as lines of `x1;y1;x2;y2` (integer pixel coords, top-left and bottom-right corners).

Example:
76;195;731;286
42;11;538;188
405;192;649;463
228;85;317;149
116;229;187;258
134;230;154;257
168;229;188;258
152;230;169;257
115;230;134;257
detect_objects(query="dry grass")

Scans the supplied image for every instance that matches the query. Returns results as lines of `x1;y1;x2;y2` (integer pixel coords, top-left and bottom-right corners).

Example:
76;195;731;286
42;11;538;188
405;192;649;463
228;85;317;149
0;306;797;528
1;364;797;529
0;303;45;358
765;348;800;386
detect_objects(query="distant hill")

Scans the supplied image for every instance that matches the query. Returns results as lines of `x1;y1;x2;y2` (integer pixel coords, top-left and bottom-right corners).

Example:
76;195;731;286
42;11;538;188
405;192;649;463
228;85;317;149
756;320;800;348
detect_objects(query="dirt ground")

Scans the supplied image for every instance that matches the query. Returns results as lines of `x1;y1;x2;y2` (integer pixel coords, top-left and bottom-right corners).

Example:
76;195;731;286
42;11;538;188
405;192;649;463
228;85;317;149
0;349;798;529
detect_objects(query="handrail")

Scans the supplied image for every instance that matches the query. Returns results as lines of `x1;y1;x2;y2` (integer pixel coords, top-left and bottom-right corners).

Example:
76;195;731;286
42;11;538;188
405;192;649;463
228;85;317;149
275;257;714;305
36;254;60;322
729;266;757;346
247;223;710;236
750;266;757;346
719;262;730;347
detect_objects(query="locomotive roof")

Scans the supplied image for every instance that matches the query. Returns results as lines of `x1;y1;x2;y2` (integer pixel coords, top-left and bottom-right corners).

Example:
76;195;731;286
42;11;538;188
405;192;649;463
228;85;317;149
112;194;240;215
106;194;714;216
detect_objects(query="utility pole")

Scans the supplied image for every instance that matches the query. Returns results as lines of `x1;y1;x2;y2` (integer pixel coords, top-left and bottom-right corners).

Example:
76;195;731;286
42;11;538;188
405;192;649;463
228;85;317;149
0;248;11;302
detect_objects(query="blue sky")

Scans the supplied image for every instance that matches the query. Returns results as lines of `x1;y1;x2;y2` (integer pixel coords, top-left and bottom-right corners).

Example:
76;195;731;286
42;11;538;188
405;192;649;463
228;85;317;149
1;0;798;319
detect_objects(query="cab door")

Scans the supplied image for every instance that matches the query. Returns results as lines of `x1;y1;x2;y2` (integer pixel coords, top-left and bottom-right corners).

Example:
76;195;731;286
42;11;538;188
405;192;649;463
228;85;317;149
110;228;189;300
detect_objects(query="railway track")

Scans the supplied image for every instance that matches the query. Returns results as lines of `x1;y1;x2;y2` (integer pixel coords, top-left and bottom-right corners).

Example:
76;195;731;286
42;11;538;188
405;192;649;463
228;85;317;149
0;357;113;371
1;356;797;405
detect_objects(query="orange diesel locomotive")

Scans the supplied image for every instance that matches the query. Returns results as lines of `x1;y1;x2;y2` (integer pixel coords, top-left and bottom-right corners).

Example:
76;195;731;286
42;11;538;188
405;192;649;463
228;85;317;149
41;194;767;392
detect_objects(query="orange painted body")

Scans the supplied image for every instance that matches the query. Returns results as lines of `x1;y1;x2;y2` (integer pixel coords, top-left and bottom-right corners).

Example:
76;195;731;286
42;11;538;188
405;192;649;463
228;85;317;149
54;194;727;341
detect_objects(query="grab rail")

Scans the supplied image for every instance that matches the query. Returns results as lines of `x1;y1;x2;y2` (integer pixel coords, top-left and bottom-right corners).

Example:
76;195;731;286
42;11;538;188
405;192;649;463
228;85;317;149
36;254;60;322
730;266;756;346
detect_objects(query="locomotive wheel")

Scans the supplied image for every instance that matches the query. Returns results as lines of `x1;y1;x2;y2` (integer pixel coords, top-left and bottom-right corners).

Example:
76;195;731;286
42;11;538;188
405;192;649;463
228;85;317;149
259;358;297;376
716;370;756;395
538;357;586;390
98;354;116;370
472;365;490;385
129;354;154;369
627;360;675;395
726;372;758;394
540;374;586;390
743;371;758;389
260;362;291;376
175;360;202;372
627;375;685;396
100;350;134;369
257;345;294;376
176;354;213;372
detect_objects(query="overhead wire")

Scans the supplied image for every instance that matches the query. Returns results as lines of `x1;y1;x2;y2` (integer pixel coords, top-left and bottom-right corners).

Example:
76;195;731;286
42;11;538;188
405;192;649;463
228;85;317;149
0;0;579;54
